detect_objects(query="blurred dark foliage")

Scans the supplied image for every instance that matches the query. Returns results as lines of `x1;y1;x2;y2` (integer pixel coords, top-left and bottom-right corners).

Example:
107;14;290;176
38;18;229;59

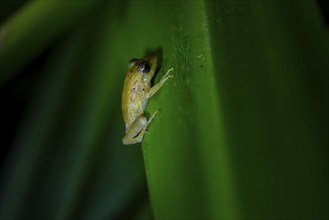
318;0;329;25
0;48;53;166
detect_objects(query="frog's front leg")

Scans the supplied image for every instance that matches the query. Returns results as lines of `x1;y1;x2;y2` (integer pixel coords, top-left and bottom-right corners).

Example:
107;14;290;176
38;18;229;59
147;68;173;98
122;111;159;145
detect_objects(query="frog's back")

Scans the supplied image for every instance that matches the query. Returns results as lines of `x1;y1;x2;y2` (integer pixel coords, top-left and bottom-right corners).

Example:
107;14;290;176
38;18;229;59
122;72;148;131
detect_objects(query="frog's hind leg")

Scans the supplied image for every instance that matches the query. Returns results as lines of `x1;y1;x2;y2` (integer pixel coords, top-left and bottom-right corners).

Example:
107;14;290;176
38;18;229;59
122;111;159;145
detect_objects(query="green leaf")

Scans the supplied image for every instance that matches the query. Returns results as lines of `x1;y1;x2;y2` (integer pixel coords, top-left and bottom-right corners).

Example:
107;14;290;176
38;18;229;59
141;1;328;219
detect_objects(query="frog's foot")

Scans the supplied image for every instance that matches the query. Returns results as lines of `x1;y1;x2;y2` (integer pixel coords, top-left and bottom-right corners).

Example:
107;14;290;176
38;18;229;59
147;69;173;98
161;68;174;83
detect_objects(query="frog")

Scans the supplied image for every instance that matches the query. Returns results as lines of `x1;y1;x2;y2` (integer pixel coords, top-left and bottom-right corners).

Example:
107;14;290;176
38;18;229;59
121;54;173;145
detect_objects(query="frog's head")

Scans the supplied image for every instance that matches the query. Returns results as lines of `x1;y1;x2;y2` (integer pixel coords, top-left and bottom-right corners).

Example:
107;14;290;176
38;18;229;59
128;54;158;82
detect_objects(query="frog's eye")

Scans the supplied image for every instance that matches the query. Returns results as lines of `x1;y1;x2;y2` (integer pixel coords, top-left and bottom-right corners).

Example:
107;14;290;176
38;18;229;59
128;58;138;67
139;62;151;74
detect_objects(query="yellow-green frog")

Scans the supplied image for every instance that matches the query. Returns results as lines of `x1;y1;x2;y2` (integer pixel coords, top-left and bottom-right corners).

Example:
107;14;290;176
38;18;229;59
121;54;173;145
